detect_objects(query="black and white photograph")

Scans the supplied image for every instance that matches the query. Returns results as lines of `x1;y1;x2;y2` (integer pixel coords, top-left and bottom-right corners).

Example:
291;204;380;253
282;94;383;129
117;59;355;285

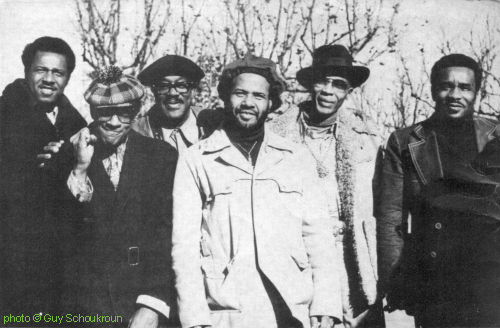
1;0;500;327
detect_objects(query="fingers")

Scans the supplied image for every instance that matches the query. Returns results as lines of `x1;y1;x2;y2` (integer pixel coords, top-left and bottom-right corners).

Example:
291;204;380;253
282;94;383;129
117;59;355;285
310;316;319;328
71;127;90;146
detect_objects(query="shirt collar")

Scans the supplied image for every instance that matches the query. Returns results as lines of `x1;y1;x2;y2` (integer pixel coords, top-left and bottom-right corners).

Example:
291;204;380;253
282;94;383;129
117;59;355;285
177;108;199;144
299;110;338;140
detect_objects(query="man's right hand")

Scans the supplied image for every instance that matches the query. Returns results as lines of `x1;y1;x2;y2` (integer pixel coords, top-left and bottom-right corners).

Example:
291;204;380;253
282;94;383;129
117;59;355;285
70;127;97;177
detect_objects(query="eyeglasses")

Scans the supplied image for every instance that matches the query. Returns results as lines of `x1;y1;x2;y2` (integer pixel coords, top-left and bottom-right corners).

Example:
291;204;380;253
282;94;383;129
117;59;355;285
314;78;351;93
154;82;194;95
91;107;135;124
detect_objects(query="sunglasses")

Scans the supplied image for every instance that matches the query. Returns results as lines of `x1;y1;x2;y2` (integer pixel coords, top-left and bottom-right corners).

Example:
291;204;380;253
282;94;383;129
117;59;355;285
91;106;137;124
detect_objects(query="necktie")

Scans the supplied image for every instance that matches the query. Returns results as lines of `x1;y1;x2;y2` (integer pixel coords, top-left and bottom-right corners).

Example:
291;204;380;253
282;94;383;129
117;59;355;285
170;129;187;153
108;153;120;191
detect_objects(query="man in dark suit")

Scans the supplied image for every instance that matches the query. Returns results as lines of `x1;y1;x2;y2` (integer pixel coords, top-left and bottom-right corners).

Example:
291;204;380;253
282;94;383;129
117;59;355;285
376;54;500;327
0;36;87;318
65;66;177;327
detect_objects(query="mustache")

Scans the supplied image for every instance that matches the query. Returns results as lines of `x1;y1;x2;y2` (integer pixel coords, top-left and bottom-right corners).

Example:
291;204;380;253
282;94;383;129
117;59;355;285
445;101;464;107
163;95;185;103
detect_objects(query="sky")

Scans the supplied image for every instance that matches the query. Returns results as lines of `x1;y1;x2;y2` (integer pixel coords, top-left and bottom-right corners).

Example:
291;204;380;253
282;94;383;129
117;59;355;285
1;0;499;122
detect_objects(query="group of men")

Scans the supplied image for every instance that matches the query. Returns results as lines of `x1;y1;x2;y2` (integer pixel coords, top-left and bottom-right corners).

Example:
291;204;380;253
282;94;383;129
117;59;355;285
0;36;499;328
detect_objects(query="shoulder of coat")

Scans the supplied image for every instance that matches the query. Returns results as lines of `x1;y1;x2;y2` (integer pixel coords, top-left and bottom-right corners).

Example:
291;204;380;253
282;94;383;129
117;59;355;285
267;103;301;141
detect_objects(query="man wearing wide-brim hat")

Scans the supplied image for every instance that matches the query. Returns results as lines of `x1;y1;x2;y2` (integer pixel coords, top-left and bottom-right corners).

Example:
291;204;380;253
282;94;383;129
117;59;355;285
64;66;178;327
133;55;223;153
269;45;385;328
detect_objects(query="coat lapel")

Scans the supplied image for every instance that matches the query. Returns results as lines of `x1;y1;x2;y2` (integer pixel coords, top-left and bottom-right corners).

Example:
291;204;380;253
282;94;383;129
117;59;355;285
89;153;116;222
113;131;144;219
206;129;254;175
408;124;444;186
254;128;290;178
474;116;499;153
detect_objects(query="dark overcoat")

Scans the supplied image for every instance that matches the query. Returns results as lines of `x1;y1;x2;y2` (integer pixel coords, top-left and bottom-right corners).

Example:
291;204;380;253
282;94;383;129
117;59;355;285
63;130;178;324
376;114;500;326
0;79;87;317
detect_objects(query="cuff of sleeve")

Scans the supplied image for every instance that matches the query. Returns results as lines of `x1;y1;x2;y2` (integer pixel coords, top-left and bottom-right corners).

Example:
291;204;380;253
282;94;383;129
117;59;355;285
136;295;170;319
67;171;93;202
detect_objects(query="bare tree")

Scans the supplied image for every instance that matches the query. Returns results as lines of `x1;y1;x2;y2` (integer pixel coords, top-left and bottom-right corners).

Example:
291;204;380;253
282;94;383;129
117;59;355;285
75;0;172;76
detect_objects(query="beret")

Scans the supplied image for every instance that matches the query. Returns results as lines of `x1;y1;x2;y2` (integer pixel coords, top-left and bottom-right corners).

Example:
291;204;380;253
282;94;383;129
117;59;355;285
138;55;205;86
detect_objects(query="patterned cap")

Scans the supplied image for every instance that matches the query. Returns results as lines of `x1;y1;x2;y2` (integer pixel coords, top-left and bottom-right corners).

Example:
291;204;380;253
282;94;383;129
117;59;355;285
85;66;145;108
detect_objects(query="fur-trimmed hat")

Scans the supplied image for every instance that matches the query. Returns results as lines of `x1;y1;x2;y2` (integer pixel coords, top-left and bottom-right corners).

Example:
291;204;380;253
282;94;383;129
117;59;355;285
85;66;145;108
296;45;370;89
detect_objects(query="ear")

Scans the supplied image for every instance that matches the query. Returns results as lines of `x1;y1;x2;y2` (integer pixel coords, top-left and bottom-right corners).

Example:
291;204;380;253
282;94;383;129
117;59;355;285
267;99;273;112
348;87;354;94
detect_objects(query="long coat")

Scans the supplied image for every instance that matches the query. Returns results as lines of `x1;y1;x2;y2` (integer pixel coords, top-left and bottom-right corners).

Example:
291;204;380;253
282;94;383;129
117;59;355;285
376;115;500;324
64;130;178;322
172;127;343;328
268;103;382;327
0;79;87;317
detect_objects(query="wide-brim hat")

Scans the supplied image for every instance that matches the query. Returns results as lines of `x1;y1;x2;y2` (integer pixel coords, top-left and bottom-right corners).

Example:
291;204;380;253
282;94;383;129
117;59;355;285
296;45;370;89
85;66;145;108
138;55;205;86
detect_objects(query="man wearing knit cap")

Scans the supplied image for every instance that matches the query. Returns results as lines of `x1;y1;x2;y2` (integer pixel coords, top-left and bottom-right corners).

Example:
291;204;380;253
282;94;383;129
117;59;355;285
172;52;342;328
65;66;178;327
133;55;223;153
376;54;500;327
269;45;384;328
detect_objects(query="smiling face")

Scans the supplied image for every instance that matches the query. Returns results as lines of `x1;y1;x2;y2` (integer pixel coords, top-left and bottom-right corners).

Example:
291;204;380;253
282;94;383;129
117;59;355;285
26;51;69;106
154;76;194;125
312;76;351;118
225;73;272;130
433;66;477;120
93;106;138;147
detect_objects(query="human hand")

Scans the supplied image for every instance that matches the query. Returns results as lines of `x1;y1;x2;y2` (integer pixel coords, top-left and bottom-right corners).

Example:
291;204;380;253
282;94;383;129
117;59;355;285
310;315;335;328
37;140;64;168
128;307;158;328
70;127;97;175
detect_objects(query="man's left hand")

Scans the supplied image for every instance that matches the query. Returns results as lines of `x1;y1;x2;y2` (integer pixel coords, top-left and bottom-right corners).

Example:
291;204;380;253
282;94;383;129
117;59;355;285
37;140;64;168
128;307;159;328
310;315;335;328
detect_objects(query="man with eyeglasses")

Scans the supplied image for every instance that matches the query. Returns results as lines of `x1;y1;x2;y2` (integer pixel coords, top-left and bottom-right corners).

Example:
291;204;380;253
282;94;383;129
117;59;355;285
133;55;223;153
269;45;384;328
65;66;177;328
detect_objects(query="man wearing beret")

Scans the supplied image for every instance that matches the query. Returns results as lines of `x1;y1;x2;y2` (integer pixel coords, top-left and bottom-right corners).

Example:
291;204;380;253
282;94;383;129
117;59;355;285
172;52;342;328
0;36;87;318
65;66;177;327
376;54;500;327
133;55;223;153
269;45;384;328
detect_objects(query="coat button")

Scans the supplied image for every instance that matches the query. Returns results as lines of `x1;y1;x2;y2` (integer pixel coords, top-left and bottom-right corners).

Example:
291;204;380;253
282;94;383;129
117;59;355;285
430;251;437;258
435;223;442;229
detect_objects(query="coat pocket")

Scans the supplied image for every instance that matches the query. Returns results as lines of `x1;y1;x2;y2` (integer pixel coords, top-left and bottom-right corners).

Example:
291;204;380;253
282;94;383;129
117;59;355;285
201;258;241;312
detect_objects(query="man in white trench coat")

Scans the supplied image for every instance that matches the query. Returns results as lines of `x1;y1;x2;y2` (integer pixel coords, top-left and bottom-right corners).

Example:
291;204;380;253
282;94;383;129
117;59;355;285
172;53;343;328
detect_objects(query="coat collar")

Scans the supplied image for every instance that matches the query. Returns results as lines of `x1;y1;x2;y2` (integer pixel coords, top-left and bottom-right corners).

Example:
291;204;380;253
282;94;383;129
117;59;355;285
408;115;500;185
202;125;294;175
